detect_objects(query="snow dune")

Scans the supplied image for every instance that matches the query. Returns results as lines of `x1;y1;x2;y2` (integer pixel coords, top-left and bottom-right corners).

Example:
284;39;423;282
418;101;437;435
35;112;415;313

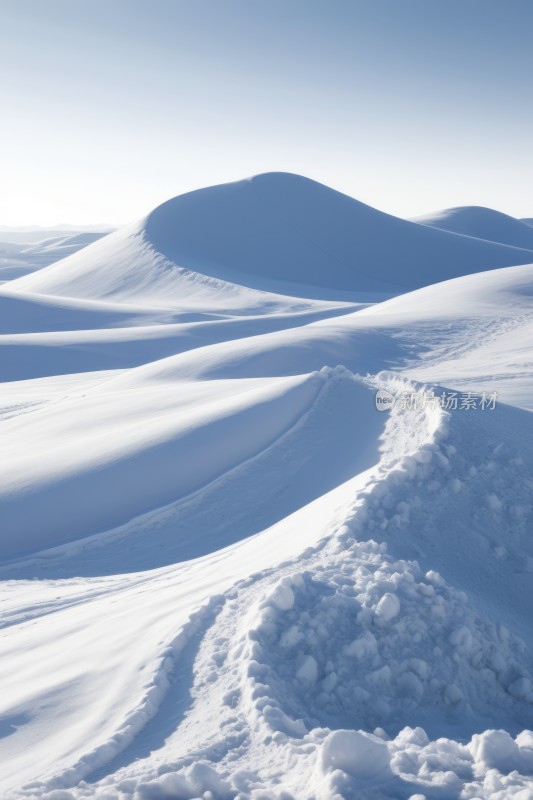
0;230;110;281
8;173;533;303
0;370;387;561
103;263;533;410
414;205;533;250
1;174;533;800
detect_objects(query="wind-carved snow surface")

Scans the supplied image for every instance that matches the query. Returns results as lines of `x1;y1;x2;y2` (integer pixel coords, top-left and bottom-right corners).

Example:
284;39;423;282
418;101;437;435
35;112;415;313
1;174;533;799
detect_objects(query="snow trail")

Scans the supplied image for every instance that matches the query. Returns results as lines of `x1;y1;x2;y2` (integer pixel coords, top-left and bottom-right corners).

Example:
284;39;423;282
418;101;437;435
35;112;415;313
11;375;532;799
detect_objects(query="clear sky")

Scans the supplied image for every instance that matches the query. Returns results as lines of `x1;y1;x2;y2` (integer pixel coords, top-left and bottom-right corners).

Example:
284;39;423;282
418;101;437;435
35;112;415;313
1;0;532;225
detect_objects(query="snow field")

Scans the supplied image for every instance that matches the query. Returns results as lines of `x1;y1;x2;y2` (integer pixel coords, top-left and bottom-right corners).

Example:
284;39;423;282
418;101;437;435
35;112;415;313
2;176;533;799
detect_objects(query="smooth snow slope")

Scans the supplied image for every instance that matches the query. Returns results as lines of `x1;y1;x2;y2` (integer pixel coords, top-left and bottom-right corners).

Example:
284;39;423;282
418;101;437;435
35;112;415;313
8;173;533;302
0;371;387;560
414;205;533;250
1;178;533;800
103;263;533;411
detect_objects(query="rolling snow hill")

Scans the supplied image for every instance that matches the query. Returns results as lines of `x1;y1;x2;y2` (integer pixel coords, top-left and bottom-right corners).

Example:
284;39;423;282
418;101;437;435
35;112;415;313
8;173;533;303
414;205;533;250
0;230;110;281
1;175;533;800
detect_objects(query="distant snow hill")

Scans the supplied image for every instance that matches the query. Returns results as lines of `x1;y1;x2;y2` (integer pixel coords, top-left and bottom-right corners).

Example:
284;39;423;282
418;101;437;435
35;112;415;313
0;223;114;241
0;230;110;280
413;206;533;250
8;173;533;303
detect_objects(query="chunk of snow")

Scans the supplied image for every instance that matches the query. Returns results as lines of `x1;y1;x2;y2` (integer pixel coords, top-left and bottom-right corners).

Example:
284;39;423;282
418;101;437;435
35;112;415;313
450;477;462;493
321;729;391;779
296;655;318;684
487;493;502;511
374;592;400;625
397;670;424;700
508;677;533;701
343;630;378;659
445;683;463;704
321;671;338;693
469;729;522;773
270;583;295;612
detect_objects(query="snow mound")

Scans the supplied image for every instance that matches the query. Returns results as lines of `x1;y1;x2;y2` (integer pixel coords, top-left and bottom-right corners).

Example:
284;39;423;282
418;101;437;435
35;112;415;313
8;174;533;304
247;549;533;741
414;206;533;250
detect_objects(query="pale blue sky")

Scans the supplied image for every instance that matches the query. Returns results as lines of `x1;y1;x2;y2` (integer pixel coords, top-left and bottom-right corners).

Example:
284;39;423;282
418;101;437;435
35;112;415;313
1;0;532;224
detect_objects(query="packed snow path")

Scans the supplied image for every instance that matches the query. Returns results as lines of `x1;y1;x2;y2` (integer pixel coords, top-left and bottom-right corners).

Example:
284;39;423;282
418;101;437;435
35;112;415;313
1;175;533;799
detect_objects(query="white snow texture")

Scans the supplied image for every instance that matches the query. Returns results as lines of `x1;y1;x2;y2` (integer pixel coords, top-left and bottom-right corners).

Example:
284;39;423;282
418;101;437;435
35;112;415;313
1;173;533;800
